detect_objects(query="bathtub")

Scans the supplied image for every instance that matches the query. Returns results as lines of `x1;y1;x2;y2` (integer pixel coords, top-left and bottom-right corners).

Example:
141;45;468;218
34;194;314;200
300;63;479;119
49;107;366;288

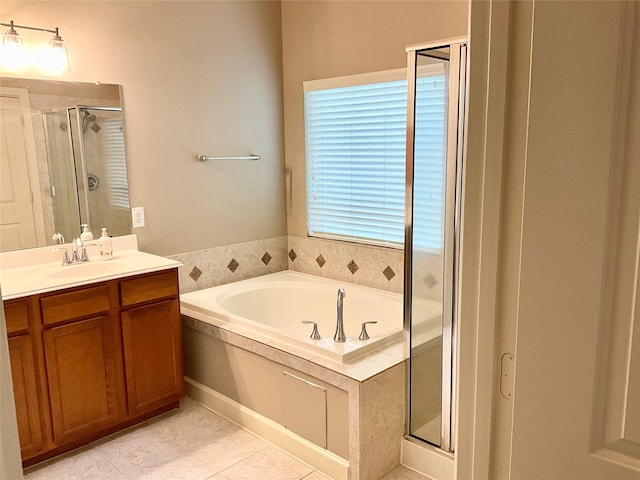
180;270;407;362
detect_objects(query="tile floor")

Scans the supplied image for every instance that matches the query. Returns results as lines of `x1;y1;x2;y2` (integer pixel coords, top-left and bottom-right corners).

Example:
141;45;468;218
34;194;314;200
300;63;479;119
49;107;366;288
24;396;428;480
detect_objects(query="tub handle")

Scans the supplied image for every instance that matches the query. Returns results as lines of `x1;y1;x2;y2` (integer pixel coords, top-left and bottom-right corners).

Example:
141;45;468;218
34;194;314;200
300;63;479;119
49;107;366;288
359;321;378;341
302;321;321;340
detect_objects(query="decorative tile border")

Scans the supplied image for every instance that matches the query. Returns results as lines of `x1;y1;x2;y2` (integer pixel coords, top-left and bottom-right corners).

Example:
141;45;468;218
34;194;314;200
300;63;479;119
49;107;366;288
188;266;203;281
287;236;405;294
170;234;441;301
168;236;288;294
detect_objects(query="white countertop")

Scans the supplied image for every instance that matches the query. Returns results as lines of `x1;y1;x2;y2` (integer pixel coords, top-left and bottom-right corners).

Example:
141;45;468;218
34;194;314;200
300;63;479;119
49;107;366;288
0;235;182;300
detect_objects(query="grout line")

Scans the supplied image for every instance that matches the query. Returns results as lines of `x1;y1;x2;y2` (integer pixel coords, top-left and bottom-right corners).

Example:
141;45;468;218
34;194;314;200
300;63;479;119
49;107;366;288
92;447;129;479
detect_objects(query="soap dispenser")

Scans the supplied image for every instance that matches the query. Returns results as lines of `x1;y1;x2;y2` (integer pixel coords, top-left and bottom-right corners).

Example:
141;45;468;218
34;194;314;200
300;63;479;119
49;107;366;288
100;228;113;260
80;224;93;241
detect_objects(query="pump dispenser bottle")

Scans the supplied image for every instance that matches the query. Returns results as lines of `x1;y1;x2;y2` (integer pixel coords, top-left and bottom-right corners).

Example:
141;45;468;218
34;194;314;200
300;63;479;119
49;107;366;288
80;224;93;241
100;228;113;260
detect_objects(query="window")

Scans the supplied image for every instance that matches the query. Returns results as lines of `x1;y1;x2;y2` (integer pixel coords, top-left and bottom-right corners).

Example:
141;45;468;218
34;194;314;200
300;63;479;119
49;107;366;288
103;117;130;210
304;66;446;250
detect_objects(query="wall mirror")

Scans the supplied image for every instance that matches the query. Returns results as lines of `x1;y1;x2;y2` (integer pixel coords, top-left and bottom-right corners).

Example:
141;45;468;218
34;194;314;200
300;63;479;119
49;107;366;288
0;77;131;252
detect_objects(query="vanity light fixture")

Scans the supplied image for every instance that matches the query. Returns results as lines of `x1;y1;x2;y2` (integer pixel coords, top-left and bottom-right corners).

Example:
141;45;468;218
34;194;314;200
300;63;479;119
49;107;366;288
0;20;69;74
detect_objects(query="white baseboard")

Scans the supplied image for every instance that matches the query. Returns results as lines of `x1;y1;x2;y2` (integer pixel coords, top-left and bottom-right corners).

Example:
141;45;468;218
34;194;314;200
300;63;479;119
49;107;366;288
184;377;349;480
401;437;454;480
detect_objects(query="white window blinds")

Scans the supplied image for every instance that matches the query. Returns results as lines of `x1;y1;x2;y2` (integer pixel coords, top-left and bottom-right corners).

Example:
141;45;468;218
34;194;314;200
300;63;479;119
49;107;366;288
304;67;446;250
412;73;447;251
103;117;130;210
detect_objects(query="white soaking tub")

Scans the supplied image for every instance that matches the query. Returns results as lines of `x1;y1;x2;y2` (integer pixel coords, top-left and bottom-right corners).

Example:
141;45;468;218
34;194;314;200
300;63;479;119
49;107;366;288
180;270;405;362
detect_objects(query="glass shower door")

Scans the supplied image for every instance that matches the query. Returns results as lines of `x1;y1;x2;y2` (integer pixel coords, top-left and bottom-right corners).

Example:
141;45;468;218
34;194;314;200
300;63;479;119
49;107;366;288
43;108;81;242
405;41;467;451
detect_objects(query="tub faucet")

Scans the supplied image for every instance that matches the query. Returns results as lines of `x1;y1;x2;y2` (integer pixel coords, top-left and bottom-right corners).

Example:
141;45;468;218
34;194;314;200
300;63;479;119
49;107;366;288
334;288;347;342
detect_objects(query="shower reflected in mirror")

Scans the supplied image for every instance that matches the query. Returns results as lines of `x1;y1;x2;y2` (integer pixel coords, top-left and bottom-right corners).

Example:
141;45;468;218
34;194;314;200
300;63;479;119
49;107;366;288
43;106;131;243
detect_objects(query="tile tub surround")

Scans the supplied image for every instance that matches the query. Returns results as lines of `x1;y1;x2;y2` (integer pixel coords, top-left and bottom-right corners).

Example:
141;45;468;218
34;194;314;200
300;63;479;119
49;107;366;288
287;236;405;294
169;236;288;294
182;315;406;480
170;235;441;299
288;236;444;302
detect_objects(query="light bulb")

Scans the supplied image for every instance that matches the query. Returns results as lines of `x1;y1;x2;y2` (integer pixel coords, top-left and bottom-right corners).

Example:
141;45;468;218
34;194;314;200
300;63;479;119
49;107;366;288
1;25;27;71
37;32;69;74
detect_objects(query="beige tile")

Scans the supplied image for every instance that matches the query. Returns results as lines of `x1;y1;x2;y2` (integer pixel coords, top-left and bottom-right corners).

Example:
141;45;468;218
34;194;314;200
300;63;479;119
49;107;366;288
206;474;233;480
348;448;360;480
349;267;389;291
257;341;313;373
324;350;403;383
216;446;314;480
134;454;219;480
301;471;334;479
358;364;406;480
26;448;126;480
150;400;229;449
189;423;269;474
348;387;361;452
352;245;390;275
268;339;317;362
306;360;357;391
380;465;432;480
95;424;214;480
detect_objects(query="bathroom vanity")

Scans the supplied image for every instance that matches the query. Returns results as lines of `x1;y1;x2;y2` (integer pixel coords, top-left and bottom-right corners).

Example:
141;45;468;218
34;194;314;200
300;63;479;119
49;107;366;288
1;236;184;467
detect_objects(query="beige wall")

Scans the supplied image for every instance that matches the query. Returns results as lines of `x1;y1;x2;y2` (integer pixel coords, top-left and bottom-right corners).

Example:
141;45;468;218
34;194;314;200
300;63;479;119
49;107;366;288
0;1;286;256
0;0;469;251
281;0;469;237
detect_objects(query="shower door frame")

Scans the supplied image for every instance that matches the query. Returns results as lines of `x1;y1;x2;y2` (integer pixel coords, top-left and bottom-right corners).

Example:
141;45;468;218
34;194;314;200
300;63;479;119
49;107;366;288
404;38;468;453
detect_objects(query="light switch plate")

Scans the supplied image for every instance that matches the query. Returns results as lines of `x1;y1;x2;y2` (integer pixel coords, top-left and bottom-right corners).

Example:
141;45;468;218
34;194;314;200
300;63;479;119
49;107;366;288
132;207;145;228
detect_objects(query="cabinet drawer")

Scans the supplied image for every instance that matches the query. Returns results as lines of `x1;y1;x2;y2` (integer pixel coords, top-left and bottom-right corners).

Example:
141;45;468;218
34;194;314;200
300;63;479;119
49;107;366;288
40;285;111;326
4;299;30;335
120;270;178;307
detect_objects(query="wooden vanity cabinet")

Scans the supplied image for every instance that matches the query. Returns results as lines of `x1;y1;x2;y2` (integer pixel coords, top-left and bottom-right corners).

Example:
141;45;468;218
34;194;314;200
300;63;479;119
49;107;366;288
3;268;183;466
120;270;184;416
40;283;125;447
5;298;46;460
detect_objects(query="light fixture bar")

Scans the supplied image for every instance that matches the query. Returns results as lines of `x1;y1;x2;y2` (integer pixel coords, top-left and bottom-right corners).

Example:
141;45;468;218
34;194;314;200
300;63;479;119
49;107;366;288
0;21;59;36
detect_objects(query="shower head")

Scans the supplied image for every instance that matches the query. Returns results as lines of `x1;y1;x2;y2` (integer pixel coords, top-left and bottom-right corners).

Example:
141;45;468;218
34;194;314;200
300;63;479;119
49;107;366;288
81;110;98;132
83;110;97;122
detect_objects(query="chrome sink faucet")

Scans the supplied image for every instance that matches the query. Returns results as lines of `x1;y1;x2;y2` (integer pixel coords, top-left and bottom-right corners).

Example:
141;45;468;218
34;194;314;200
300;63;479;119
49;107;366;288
72;237;89;263
334;288;347;342
55;237;90;266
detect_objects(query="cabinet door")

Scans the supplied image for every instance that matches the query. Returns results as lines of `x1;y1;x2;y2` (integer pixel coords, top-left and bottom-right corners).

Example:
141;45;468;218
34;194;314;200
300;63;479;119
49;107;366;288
43;315;121;446
8;335;45;459
121;299;183;416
